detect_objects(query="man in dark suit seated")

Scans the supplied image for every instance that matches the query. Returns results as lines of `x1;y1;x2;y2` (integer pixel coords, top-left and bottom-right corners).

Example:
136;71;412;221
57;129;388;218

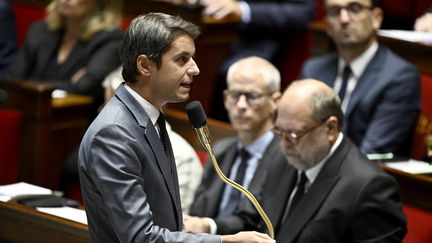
78;13;274;243
269;79;406;242
183;56;288;235
300;0;421;157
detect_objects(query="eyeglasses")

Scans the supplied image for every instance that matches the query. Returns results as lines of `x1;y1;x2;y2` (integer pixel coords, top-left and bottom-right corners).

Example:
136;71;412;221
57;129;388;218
223;90;273;106
273;118;328;144
326;2;372;19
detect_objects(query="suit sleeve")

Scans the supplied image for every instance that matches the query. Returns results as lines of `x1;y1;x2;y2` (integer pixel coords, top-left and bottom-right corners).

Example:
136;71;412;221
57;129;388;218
353;174;407;242
85;125;220;243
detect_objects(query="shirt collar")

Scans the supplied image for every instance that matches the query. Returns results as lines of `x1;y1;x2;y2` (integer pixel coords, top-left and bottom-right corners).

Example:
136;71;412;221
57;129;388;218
238;131;274;159
338;41;378;79
304;132;344;183
124;83;160;126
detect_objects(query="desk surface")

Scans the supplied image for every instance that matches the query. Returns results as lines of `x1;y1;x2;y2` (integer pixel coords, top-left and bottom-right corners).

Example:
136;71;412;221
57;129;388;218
0;201;88;243
380;164;432;211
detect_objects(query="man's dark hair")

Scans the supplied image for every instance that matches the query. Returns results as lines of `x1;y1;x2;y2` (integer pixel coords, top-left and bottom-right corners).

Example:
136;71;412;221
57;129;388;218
120;13;201;83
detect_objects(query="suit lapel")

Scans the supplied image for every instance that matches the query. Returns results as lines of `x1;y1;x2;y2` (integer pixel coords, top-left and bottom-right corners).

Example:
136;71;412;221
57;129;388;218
269;166;297;235
116;85;182;226
320;56;339;87
344;45;384;125
38;29;62;77
277;137;349;242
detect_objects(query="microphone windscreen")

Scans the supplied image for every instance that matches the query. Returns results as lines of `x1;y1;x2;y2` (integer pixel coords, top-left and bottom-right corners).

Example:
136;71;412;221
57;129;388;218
186;101;207;128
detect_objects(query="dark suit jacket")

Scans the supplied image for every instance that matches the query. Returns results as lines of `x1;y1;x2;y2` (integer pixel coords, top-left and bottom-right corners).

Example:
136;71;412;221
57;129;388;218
301;45;421;156
7;21;123;107
189;135;288;235
0;0;16;76
236;136;406;242
78;84;220;243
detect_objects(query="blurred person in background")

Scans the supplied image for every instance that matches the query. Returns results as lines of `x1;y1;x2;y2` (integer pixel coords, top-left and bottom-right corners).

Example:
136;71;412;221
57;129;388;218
6;0;123;111
0;0;17;76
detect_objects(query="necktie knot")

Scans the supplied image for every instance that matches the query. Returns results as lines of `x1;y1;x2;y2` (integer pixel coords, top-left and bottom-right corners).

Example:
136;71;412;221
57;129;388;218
297;172;307;189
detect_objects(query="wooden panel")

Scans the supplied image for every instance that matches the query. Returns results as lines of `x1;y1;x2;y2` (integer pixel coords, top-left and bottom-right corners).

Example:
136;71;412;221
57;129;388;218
0;201;88;243
380;165;432;212
0;80;93;189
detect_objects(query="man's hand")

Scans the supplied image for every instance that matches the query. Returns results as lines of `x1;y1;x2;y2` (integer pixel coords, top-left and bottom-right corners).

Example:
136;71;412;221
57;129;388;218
200;0;242;20
182;214;211;233
221;231;275;243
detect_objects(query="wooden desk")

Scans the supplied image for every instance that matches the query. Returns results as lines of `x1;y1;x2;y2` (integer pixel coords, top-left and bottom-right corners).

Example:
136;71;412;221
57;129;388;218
0;80;93;189
0;201;88;243
308;21;432;75
380;164;432;212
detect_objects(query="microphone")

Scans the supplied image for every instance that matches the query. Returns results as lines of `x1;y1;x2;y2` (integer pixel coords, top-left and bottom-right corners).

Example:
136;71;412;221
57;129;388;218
185;101;274;239
185;101;212;152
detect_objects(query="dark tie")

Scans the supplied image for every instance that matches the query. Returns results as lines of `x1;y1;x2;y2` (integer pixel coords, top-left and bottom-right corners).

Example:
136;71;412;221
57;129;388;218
157;113;175;175
338;65;352;102
282;172;307;222
219;148;251;216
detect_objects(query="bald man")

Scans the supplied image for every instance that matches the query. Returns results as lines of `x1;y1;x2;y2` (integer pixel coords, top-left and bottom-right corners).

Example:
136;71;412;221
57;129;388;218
269;79;406;242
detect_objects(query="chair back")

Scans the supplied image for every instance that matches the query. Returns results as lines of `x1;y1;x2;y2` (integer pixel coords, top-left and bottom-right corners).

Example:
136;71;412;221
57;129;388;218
0;109;22;184
410;74;432;160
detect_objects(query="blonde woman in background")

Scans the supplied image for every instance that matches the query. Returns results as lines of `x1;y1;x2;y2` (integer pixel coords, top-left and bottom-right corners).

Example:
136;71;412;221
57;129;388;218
7;0;123;110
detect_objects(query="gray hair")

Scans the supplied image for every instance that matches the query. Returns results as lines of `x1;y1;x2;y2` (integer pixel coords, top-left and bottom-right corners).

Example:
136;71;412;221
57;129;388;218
309;87;344;129
226;56;281;92
120;13;201;83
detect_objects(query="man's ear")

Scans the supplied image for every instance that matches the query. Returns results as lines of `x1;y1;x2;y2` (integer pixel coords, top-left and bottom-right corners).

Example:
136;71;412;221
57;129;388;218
326;116;340;141
136;55;152;76
371;7;383;30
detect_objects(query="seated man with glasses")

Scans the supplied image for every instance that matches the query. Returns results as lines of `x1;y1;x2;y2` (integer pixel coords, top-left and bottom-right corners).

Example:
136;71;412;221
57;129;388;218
300;0;421;158
182;56;290;235
271;79;406;242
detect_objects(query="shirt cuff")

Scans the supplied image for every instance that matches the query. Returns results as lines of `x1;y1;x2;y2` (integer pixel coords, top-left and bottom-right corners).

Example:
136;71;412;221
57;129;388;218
204;217;218;235
239;1;251;23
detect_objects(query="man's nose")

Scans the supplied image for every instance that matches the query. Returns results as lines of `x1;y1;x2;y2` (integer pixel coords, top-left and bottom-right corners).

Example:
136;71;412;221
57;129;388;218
236;95;249;108
188;58;200;76
339;8;351;23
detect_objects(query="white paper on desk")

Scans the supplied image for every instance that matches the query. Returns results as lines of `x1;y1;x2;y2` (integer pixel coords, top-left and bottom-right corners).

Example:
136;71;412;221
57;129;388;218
385;159;432;174
378;29;432;44
37;206;88;225
51;89;68;98
0;182;52;202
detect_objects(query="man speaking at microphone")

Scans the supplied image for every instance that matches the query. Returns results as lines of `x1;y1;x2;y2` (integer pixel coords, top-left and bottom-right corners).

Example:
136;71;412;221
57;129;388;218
78;13;274;243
